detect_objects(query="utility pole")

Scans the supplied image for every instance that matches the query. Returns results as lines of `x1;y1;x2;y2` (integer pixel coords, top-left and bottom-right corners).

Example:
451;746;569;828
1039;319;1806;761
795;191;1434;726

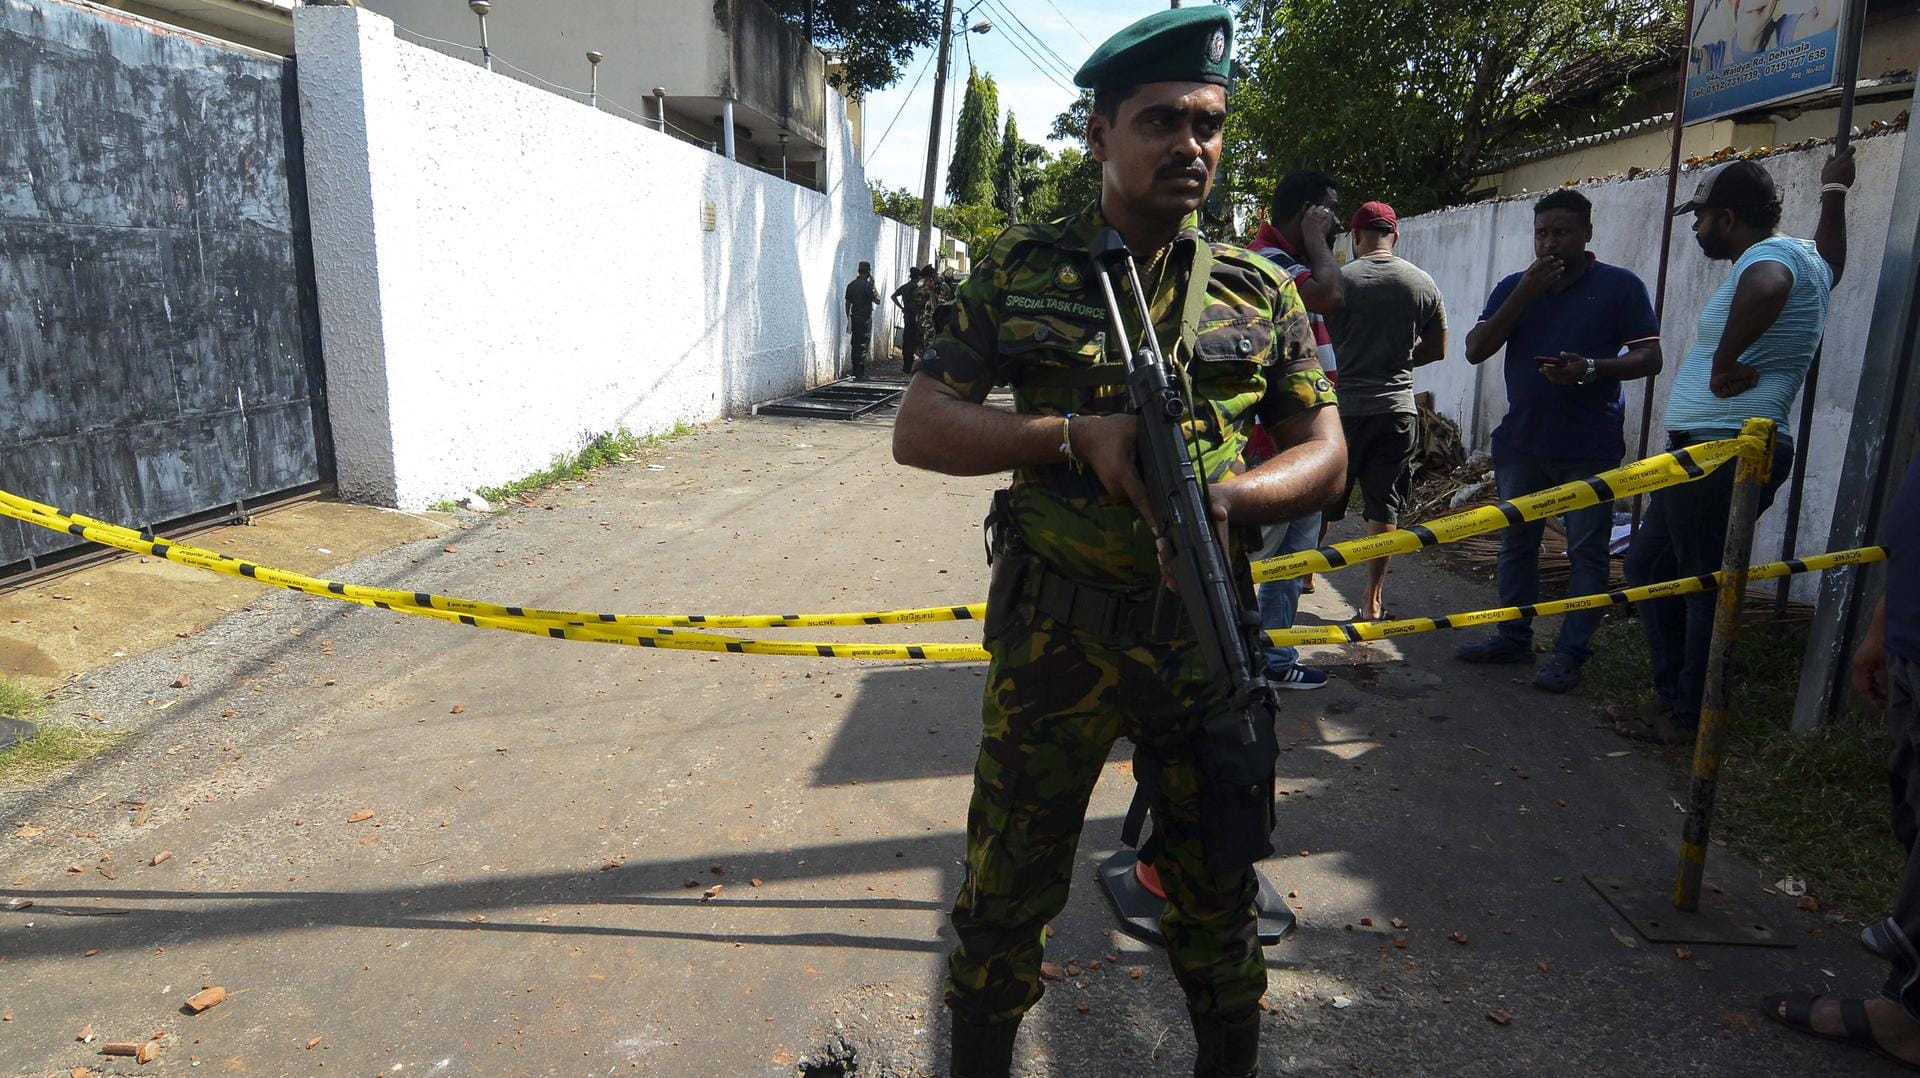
916;0;956;267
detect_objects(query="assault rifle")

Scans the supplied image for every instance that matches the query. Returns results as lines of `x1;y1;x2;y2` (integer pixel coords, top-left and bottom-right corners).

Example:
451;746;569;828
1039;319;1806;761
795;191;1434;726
1085;227;1273;742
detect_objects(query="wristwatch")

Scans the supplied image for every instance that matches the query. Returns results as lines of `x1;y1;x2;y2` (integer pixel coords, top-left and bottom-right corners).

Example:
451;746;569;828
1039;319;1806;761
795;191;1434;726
1581;356;1598;383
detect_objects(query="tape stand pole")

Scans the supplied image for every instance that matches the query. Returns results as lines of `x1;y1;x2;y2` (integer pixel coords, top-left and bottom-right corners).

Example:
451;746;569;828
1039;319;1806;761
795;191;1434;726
1591;420;1791;948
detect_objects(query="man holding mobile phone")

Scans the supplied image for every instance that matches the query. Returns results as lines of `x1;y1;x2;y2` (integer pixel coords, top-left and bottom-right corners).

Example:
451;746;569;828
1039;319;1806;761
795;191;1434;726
1455;189;1663;693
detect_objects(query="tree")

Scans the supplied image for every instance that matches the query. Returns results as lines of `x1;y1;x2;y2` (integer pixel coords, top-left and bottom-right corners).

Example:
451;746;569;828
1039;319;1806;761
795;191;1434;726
1029;147;1101;221
935;202;1008;258
946;66;1000;206
869;181;923;225
764;0;941;99
993;115;1025;218
1014;141;1049;217
1030;92;1102;220
1227;0;1680;215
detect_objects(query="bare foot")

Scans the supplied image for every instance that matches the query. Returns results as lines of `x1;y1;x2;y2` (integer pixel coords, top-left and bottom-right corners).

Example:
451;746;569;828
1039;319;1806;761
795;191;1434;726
1782;995;1920;1066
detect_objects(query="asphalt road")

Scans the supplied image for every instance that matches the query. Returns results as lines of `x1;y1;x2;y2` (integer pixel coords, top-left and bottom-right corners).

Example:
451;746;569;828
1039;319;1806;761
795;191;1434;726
0;409;1899;1076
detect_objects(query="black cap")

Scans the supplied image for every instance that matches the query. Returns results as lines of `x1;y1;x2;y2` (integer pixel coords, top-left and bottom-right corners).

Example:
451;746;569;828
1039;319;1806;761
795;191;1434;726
1672;159;1778;216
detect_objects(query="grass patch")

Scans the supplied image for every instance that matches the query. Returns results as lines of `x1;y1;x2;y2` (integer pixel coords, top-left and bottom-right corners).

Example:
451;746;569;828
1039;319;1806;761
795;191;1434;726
0;676;47;723
1580;615;1900;917
462;424;696;508
0;677;129;784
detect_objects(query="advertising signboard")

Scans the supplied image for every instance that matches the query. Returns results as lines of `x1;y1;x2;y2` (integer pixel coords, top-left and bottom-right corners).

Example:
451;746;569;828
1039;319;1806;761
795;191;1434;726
1686;0;1849;123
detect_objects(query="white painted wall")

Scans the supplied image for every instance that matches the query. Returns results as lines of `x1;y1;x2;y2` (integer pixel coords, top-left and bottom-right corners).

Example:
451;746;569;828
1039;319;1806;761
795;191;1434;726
1395;131;1906;596
293;5;924;508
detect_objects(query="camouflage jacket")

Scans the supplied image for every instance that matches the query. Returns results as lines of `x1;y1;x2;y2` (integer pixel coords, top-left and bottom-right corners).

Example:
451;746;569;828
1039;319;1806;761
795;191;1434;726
922;205;1336;591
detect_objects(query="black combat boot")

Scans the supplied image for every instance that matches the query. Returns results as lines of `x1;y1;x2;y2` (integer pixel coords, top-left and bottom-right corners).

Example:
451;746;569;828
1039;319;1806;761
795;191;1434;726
949;1016;1020;1078
1191;1006;1261;1078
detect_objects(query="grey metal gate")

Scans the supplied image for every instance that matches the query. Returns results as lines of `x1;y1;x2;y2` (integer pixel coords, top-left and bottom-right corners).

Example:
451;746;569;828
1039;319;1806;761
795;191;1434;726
0;0;329;569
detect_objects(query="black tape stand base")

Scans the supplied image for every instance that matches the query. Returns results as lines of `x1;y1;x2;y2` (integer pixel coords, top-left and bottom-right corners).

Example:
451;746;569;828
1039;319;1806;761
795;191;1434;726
1096;849;1294;947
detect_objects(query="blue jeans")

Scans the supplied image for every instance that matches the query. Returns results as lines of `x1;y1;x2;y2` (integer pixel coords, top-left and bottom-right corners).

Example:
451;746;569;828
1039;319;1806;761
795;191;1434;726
1492;448;1621;663
1624;433;1794;730
1255;512;1322;674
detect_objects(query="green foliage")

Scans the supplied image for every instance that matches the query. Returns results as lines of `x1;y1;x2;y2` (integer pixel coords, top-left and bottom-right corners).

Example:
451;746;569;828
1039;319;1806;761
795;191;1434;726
475;425;694;506
764;0;941;99
0;677;46;723
993;114;1026;218
869;180;924;226
0;679;128;785
1226;0;1680;214
1580;618;1899;917
1025;92;1102;222
947;66;1001;205
935;201;1009;259
1030;147;1101;222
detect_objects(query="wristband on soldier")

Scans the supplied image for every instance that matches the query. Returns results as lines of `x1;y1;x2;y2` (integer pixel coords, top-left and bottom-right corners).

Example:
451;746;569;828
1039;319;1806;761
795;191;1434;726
1821;182;1850;195
1060;413;1080;469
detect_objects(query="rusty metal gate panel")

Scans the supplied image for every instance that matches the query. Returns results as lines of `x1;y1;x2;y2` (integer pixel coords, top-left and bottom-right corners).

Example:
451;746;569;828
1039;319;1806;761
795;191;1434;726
0;0;330;570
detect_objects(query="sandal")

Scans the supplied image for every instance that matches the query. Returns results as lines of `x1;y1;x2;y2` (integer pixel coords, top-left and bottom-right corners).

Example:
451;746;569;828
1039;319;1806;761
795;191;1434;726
1760;993;1920;1073
1612;710;1695;746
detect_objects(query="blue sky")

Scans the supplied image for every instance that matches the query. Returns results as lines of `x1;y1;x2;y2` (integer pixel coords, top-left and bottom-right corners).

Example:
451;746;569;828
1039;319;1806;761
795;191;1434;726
857;1;1188;195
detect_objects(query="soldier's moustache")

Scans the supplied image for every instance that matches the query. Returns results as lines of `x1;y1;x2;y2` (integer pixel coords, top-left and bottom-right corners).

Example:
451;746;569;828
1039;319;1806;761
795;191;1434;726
1156;161;1210;182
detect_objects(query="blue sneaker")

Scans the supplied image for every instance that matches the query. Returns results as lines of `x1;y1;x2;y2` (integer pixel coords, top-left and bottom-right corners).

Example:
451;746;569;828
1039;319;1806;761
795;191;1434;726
1269;665;1329;691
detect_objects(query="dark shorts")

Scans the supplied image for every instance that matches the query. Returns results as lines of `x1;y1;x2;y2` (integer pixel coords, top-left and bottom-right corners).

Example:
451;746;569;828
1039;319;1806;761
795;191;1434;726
1325;412;1417;524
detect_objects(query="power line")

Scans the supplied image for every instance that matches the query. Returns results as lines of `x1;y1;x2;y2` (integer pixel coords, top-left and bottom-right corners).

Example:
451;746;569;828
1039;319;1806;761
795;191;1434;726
1037;0;1095;47
863;46;937;164
981;0;1078;83
989;26;1076;95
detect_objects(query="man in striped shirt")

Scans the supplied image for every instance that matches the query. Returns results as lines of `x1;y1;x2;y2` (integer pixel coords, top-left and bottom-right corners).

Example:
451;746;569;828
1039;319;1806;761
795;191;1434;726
1249;169;1345;689
1618;150;1852;744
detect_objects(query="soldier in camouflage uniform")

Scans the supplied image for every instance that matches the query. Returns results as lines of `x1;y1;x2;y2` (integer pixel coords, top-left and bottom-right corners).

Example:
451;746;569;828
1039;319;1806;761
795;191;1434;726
891;9;1345;1078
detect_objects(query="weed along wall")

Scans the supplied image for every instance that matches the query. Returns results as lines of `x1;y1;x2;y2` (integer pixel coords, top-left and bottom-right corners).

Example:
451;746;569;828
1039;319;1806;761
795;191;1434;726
292;5;921;509
1395;130;1906;597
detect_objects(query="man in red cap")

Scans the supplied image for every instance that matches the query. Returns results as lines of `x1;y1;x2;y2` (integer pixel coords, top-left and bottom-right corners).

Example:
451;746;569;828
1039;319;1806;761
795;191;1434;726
1324;201;1447;620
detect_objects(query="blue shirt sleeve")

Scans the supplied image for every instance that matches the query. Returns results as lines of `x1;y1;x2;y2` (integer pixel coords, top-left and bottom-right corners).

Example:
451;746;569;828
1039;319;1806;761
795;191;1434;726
1480;273;1520;324
1615;270;1660;347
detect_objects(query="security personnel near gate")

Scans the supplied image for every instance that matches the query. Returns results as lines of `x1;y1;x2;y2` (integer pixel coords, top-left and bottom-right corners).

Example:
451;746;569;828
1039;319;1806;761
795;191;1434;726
891;9;1345;1077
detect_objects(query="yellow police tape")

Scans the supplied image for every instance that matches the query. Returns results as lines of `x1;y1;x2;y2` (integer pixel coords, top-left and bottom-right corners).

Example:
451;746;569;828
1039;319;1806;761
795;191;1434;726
0;488;985;630
1248;434;1752;584
0;433;1753;634
0;479;1882;662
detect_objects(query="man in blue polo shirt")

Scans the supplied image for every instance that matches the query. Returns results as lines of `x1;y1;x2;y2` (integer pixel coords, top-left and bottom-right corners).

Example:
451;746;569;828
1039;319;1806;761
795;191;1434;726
1455;189;1663;693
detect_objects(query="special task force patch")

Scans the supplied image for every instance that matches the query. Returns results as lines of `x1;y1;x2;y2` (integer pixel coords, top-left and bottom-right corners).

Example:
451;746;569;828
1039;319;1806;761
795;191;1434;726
1053;262;1083;290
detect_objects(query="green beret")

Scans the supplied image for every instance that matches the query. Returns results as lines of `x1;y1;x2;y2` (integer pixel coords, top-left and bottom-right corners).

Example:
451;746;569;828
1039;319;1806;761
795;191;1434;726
1072;6;1233;93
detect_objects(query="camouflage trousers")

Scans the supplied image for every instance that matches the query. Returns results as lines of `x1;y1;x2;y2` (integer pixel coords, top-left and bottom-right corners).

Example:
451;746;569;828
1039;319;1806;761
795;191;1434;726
943;599;1265;1025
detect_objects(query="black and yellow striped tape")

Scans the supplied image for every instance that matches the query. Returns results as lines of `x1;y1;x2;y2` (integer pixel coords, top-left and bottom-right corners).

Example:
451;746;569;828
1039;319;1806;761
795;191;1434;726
0;482;1879;662
1248;434;1753;584
0;432;1756;634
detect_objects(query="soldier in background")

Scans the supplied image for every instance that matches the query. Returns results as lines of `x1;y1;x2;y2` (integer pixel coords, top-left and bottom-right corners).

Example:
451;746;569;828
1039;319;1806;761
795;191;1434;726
892;267;930;375
843;261;881;378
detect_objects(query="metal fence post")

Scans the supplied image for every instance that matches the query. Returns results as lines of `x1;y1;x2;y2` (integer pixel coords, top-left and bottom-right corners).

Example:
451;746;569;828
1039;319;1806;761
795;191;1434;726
1673;417;1774;911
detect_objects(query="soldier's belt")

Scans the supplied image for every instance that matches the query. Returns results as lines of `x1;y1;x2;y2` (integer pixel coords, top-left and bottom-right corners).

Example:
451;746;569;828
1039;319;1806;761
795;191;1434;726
1029;563;1187;642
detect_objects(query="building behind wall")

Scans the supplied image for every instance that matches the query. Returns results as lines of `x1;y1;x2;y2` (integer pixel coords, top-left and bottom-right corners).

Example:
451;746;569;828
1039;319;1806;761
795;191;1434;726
97;0;843;188
1471;0;1918;198
360;0;835;188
